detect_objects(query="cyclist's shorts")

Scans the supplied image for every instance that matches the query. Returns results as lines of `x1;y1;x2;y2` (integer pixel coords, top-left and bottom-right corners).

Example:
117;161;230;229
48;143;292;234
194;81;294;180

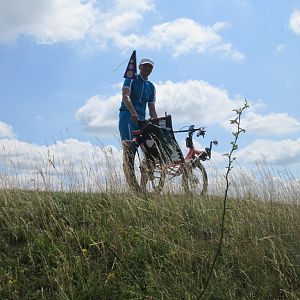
119;110;145;141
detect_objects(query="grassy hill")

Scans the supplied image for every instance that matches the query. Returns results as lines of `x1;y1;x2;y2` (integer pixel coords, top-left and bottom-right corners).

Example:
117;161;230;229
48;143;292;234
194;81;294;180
1;189;299;299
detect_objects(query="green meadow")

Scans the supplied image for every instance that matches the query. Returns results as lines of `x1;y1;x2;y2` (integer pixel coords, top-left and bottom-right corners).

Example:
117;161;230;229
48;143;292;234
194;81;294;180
1;186;299;299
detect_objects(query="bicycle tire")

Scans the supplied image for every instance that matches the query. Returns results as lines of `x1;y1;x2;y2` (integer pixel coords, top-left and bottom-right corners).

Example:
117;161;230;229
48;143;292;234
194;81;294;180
182;161;208;195
123;141;166;194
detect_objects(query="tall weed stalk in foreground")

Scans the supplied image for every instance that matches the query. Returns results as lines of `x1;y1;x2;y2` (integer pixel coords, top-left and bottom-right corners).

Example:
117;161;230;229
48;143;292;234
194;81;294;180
197;100;249;299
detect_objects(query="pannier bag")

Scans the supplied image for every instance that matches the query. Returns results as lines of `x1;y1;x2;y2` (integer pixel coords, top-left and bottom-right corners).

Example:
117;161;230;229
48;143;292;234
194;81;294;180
140;116;184;163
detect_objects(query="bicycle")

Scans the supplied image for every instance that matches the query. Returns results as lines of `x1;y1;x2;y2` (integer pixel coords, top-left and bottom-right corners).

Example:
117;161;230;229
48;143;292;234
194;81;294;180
123;115;218;195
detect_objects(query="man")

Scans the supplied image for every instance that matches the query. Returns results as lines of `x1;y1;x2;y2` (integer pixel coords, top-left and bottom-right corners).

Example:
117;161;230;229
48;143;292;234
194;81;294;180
119;57;157;142
119;57;158;190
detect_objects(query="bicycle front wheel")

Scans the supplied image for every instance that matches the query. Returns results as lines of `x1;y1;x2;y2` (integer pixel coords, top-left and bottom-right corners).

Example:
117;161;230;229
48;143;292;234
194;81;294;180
182;161;208;195
123;142;166;194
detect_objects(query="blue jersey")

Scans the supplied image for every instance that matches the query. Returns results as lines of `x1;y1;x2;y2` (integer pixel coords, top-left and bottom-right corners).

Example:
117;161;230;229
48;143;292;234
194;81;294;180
119;74;156;141
119;74;156;117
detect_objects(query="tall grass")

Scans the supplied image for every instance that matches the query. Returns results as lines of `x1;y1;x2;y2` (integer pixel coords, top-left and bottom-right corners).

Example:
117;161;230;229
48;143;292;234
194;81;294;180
1;183;299;299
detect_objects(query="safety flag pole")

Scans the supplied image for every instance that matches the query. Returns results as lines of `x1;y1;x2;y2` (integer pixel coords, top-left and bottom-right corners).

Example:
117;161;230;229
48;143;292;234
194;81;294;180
123;50;137;79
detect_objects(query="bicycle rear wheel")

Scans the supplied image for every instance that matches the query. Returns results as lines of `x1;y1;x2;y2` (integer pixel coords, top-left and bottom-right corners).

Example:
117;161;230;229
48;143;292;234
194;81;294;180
123;142;166;194
182;161;208;195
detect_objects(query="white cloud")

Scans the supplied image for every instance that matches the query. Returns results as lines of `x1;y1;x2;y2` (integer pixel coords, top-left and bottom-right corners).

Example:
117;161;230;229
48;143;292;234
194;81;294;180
210;42;244;61
0;121;15;138
102;0;154;33
242;111;300;135
75;94;120;137
0;0;243;59
75;80;300;137
141;18;223;56
0;138;122;170
117;18;244;60
237;137;300;165
0;138;124;190
93;0;155;50
155;80;243;123
289;10;300;35
0;0;154;45
0;0;97;43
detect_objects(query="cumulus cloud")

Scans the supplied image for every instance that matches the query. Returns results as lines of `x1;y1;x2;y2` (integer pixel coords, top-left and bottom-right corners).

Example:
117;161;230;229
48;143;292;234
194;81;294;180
115;18;244;60
0;138;123;190
76;79;300;137
0;0;243;59
101;0;154;34
289;10;300;35
0;0;154;45
156;82;300;136
155;80;243;123
237;137;300;165
242;111;300;135
75;94;120;136
0;121;15;138
0;0;97;43
0;138;121;169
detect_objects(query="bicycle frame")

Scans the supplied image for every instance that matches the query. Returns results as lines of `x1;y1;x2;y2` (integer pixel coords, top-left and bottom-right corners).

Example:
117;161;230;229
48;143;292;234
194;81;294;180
126;117;218;194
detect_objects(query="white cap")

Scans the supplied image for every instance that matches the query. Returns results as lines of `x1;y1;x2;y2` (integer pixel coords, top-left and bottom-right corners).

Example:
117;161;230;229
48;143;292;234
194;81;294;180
139;58;154;66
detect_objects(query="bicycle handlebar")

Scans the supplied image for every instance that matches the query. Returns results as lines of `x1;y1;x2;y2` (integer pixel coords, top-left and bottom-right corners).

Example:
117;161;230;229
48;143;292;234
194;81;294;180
137;118;206;138
173;126;206;137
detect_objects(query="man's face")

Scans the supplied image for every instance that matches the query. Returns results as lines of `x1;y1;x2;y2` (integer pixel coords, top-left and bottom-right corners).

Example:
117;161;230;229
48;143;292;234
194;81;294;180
139;63;153;78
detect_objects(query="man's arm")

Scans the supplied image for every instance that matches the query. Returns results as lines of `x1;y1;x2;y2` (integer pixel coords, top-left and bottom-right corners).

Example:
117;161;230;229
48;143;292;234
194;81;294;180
122;87;139;123
148;102;158;119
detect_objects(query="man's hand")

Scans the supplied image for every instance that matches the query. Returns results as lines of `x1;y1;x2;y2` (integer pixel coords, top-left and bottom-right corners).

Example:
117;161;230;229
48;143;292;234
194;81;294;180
131;113;139;123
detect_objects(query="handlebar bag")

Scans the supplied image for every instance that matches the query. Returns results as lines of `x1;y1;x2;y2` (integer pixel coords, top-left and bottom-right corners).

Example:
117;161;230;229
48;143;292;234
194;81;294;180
141;122;184;163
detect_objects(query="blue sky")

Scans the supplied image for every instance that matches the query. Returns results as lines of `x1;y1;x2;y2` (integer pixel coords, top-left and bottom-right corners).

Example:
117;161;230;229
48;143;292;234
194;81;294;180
1;0;300;187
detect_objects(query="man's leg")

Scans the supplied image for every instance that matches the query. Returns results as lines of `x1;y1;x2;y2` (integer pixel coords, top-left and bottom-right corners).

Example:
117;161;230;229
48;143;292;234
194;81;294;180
119;111;137;189
122;140;142;191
